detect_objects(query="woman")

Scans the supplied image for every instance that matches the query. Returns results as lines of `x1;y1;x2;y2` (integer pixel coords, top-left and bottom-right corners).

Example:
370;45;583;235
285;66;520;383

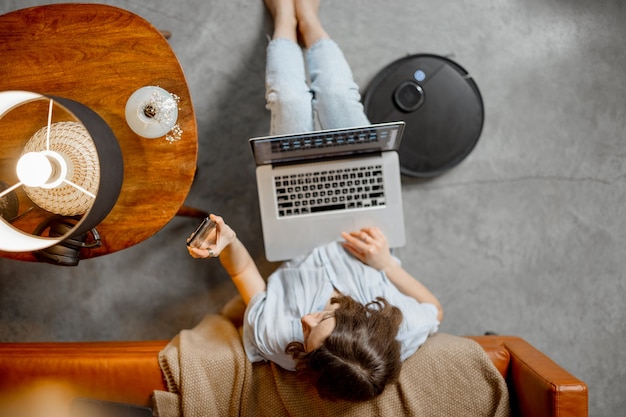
188;0;443;402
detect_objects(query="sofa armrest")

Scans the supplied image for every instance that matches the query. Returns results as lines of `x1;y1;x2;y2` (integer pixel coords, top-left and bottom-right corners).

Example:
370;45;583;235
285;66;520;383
468;336;588;417
0;341;168;407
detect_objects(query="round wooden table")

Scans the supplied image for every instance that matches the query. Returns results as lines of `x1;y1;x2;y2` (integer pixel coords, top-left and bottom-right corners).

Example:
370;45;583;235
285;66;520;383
0;4;198;261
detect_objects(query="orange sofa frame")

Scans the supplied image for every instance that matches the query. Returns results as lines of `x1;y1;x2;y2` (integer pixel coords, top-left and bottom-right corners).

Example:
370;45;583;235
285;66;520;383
0;335;587;416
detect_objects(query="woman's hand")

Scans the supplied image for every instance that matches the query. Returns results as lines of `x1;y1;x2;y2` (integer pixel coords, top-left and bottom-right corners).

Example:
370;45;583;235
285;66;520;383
187;214;265;305
187;214;236;259
341;227;397;271
344;226;443;321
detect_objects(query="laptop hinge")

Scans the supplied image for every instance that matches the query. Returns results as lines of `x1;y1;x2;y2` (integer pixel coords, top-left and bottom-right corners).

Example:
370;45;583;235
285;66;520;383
270;150;384;168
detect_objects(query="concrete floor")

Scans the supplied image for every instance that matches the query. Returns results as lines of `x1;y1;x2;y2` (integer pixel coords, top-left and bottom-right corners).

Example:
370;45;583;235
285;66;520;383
1;0;625;415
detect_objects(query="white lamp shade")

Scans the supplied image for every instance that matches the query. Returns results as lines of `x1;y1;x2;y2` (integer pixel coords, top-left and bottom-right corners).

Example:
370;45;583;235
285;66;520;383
0;90;124;253
0;91;42;115
0;221;63;251
0;91;63;251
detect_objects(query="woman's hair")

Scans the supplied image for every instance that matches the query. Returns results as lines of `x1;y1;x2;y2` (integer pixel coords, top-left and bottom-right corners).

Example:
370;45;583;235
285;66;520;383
285;294;403;402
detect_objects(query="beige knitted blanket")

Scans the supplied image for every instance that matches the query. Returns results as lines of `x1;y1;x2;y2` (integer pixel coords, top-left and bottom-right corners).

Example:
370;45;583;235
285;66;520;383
153;314;510;417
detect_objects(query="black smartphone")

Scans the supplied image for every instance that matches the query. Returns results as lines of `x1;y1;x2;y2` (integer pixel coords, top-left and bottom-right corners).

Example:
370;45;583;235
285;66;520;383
186;217;217;248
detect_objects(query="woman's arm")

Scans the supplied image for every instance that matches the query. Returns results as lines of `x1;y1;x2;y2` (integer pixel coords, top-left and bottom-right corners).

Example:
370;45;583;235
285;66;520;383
341;227;443;322
188;214;266;305
380;260;443;322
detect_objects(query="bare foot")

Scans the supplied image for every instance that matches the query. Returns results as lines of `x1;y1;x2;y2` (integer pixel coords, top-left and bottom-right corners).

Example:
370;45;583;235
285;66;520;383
264;0;298;41
294;0;329;48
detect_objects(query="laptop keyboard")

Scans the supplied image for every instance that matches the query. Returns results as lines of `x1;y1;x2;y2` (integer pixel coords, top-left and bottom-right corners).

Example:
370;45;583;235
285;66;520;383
274;165;385;217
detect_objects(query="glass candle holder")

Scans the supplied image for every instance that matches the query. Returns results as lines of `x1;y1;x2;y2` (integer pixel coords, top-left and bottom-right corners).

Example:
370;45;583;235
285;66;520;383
125;86;181;141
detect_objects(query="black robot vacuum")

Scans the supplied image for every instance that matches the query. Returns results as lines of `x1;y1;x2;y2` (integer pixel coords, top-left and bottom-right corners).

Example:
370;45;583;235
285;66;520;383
363;54;484;177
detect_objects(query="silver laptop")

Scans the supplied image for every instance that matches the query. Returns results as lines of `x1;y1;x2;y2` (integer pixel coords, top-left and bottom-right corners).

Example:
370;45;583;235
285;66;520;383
250;121;406;261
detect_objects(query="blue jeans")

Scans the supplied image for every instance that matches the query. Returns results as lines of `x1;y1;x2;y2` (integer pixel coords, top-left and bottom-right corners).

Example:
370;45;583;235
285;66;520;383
265;38;370;135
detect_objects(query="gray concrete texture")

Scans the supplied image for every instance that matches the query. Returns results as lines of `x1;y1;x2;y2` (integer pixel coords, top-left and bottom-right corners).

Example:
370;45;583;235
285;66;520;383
1;0;624;415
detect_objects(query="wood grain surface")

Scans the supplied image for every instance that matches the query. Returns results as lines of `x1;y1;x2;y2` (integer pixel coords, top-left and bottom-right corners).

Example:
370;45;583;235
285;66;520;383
0;4;198;261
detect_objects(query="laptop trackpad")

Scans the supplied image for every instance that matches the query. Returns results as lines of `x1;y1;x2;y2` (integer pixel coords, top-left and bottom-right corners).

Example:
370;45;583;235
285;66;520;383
300;217;356;251
323;216;355;235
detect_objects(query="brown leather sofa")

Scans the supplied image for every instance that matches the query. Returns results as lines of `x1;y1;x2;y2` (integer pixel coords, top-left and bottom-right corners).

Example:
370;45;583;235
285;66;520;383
0;335;587;416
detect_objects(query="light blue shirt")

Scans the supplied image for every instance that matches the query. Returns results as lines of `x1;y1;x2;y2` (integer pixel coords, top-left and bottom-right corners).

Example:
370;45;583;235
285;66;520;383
243;241;439;371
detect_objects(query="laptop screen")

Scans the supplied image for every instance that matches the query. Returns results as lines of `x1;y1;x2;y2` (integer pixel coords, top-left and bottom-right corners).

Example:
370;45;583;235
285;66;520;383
250;121;405;165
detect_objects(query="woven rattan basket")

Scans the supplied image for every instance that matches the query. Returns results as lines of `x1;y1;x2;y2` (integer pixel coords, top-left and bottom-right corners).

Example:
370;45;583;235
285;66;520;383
22;121;100;216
